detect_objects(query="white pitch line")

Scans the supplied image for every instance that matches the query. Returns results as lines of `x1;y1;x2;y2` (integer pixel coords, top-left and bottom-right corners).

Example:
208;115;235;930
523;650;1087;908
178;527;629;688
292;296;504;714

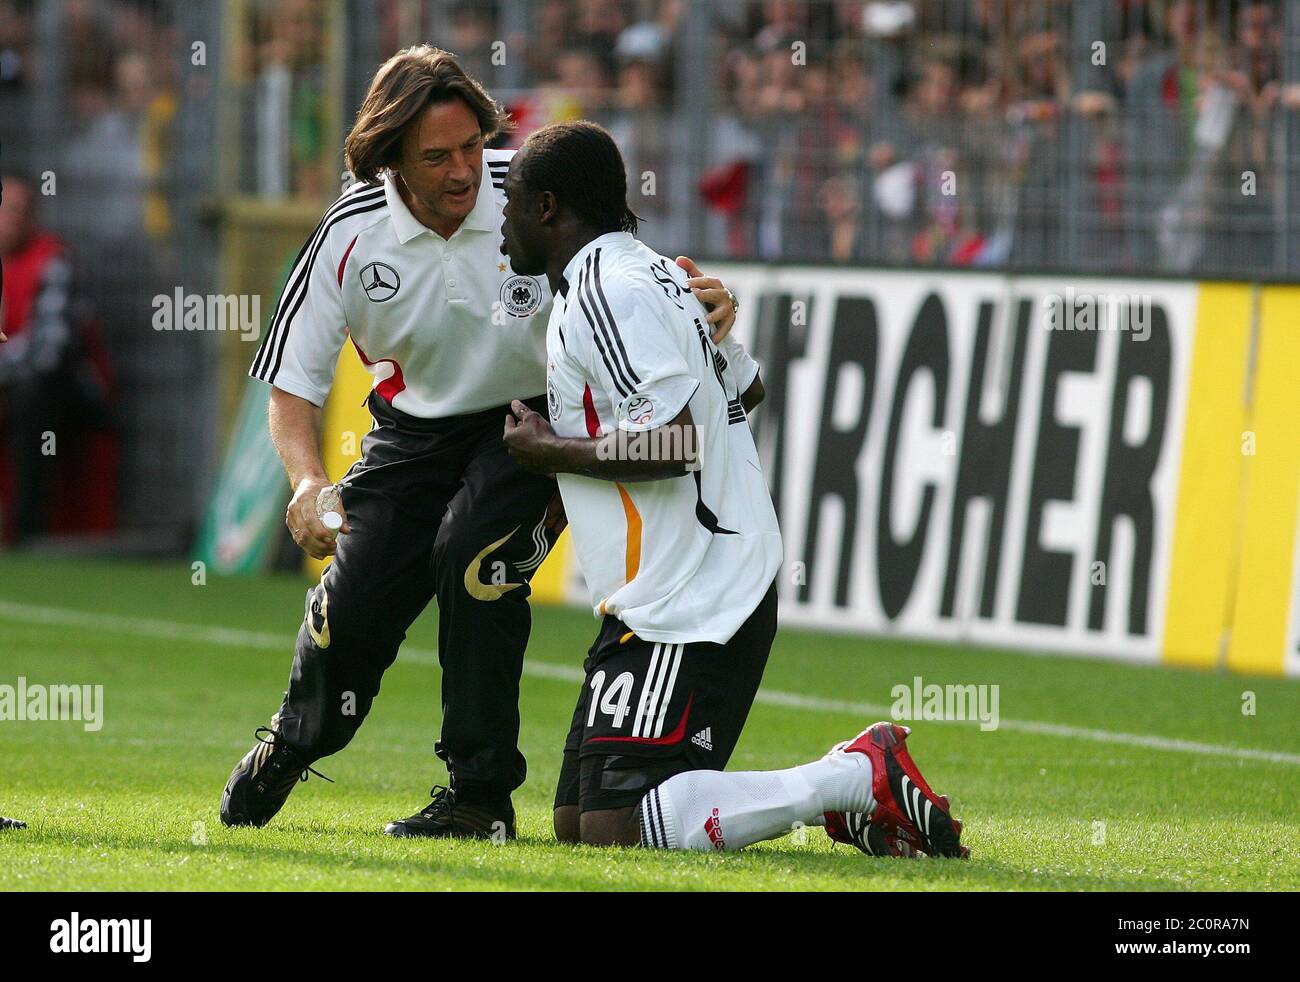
2;599;1298;766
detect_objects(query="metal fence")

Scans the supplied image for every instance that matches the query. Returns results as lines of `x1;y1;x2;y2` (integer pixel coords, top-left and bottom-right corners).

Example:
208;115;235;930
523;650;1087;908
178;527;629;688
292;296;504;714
2;0;221;549
333;0;1300;277
3;0;1299;548
222;0;1300;277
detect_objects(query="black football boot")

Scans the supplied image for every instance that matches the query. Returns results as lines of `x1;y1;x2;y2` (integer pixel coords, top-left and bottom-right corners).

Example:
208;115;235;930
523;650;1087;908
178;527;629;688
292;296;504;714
220;715;333;828
383;785;516;840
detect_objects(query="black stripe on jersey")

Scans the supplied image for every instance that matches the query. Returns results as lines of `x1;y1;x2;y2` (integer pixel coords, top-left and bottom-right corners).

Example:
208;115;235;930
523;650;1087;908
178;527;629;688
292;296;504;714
576;255;636;398
650;261;685;309
252;185;384;379
252;190;387;383
592;249;642;387
251;184;383;379
727;397;747;424
263;196;387;383
692;317;729;394
693;470;738;535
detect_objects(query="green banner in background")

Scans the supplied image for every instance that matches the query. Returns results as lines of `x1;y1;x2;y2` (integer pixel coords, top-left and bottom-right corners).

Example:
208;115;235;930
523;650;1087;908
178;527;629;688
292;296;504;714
193;379;286;575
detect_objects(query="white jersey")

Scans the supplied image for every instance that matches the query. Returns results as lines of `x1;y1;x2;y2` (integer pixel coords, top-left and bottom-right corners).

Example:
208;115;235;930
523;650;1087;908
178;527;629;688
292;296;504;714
546;231;783;644
250;148;551;418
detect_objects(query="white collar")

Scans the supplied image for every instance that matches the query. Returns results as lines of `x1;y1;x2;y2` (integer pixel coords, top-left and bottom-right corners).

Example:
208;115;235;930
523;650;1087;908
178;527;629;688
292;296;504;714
559;231;635;295
383;170;498;244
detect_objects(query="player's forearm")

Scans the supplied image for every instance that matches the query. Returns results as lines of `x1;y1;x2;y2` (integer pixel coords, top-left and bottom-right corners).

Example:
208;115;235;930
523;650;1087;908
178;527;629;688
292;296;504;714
547;429;693;482
268;386;330;489
741;373;765;413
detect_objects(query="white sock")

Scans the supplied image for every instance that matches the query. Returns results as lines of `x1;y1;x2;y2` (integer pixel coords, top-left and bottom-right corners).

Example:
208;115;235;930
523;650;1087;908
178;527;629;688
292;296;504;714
638;752;873;851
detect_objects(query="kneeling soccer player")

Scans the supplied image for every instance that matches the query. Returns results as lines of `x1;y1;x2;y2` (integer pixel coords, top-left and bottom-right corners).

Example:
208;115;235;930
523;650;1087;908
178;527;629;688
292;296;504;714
500;120;967;856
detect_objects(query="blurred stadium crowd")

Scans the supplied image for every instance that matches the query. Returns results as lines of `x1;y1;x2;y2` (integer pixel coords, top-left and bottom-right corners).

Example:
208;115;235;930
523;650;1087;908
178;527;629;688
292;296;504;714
0;0;1298;548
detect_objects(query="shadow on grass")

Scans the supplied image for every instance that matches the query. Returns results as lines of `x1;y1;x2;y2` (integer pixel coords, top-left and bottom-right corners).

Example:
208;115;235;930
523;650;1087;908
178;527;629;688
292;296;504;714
6;820;1199;892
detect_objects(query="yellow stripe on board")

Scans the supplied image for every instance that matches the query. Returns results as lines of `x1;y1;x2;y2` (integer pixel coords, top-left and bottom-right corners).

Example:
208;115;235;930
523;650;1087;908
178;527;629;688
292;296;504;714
1227;286;1300;676
1162;284;1252;669
306;344;373;582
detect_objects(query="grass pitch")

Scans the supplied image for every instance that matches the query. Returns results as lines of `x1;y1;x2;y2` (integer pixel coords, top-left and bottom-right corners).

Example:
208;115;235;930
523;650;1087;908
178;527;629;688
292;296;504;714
0;555;1296;891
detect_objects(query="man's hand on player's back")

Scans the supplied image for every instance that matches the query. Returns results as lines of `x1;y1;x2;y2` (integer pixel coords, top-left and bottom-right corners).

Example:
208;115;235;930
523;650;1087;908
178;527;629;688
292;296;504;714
675;255;737;344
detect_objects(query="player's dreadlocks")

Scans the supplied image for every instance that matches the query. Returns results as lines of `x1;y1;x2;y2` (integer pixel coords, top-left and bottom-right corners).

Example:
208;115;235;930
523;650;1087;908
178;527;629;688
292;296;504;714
516;121;640;235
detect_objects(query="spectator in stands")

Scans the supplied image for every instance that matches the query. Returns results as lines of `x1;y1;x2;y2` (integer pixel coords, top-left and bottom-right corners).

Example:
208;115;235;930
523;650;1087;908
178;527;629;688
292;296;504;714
541;44;612;121
447;0;499;85
0;0;33;173
1213;0;1286;269
1006;29;1068;267
868;53;973;264
574;0;628;60
1124;0;1208;268
523;0;571;84
0;172;75;543
607;21;683;249
818;172;863;262
0;171;114;546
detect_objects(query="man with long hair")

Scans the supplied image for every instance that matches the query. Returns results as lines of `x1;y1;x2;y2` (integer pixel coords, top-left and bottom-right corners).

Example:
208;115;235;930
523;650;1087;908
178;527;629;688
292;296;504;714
220;46;740;839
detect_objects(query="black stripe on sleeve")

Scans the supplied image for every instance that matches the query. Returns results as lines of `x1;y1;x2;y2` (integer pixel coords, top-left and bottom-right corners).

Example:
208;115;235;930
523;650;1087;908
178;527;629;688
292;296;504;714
576;257;636;399
591;248;642;386
251;185;383;378
251;186;384;379
252;193;387;384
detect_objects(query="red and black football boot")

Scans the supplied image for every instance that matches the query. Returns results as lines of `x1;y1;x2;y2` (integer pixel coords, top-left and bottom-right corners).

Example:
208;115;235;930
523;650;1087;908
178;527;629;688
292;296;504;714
825;793;965;857
825;809;922;857
836;722;968;858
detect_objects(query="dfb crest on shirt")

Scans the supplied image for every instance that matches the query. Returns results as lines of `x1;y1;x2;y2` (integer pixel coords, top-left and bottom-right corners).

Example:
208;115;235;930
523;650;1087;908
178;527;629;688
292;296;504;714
359;262;400;303
546;375;562;420
500;274;542;317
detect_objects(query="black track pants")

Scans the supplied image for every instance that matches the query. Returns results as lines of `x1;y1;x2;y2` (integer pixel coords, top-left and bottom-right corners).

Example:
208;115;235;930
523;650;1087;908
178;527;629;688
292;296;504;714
272;392;557;799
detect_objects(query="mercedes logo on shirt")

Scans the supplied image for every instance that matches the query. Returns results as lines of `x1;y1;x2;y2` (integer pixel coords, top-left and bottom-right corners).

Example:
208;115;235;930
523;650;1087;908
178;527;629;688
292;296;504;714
359;262;400;303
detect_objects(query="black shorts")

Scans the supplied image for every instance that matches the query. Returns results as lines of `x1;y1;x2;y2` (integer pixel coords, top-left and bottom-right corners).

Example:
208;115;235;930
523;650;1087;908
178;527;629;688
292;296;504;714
553;580;778;813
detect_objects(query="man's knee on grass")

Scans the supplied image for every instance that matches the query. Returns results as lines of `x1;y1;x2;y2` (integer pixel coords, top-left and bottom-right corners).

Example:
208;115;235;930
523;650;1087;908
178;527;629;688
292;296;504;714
579;806;641;847
554;805;580;844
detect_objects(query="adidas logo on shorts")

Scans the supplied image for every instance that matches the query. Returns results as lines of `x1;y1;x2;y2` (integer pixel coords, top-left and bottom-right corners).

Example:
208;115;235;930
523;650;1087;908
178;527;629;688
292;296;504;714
691;727;713;751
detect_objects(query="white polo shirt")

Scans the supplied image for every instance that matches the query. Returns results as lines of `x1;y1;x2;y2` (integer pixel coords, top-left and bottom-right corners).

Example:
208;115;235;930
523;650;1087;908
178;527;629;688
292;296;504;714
545;231;783;644
250;148;552;418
